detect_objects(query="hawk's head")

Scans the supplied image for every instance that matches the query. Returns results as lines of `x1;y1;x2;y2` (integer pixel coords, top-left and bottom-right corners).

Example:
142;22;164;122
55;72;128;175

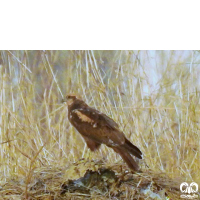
65;94;77;106
63;94;84;107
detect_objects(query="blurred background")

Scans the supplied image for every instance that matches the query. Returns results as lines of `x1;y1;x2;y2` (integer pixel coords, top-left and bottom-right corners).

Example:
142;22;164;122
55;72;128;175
0;50;199;187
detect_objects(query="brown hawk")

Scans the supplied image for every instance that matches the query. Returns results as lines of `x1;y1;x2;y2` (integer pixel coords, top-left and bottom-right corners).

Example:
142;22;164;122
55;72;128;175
64;94;142;171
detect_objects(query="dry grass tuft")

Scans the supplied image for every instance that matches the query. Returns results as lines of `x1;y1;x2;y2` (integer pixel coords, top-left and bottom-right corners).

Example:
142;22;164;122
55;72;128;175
0;159;184;199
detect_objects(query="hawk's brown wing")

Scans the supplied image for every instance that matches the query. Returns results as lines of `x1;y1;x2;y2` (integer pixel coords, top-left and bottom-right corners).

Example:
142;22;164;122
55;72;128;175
74;107;119;128
69;107;125;147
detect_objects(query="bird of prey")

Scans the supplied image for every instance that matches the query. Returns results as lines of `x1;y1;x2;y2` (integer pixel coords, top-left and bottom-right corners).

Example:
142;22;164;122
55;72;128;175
64;94;142;171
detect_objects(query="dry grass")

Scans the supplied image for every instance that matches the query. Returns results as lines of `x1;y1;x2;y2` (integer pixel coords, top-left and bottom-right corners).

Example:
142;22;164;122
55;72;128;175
0;50;199;199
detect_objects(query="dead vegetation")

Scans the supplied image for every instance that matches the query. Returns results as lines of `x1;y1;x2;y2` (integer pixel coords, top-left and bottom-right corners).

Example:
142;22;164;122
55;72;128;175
0;50;200;199
0;159;183;199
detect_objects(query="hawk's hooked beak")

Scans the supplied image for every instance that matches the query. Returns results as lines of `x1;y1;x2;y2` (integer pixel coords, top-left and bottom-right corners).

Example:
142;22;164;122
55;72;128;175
61;98;67;103
61;95;68;104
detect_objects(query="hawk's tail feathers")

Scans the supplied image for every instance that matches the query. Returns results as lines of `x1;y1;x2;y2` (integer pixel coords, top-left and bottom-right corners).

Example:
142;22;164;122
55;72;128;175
113;147;139;171
123;138;142;159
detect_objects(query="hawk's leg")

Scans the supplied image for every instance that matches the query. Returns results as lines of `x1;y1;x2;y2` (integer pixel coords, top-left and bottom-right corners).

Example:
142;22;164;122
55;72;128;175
82;135;101;151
